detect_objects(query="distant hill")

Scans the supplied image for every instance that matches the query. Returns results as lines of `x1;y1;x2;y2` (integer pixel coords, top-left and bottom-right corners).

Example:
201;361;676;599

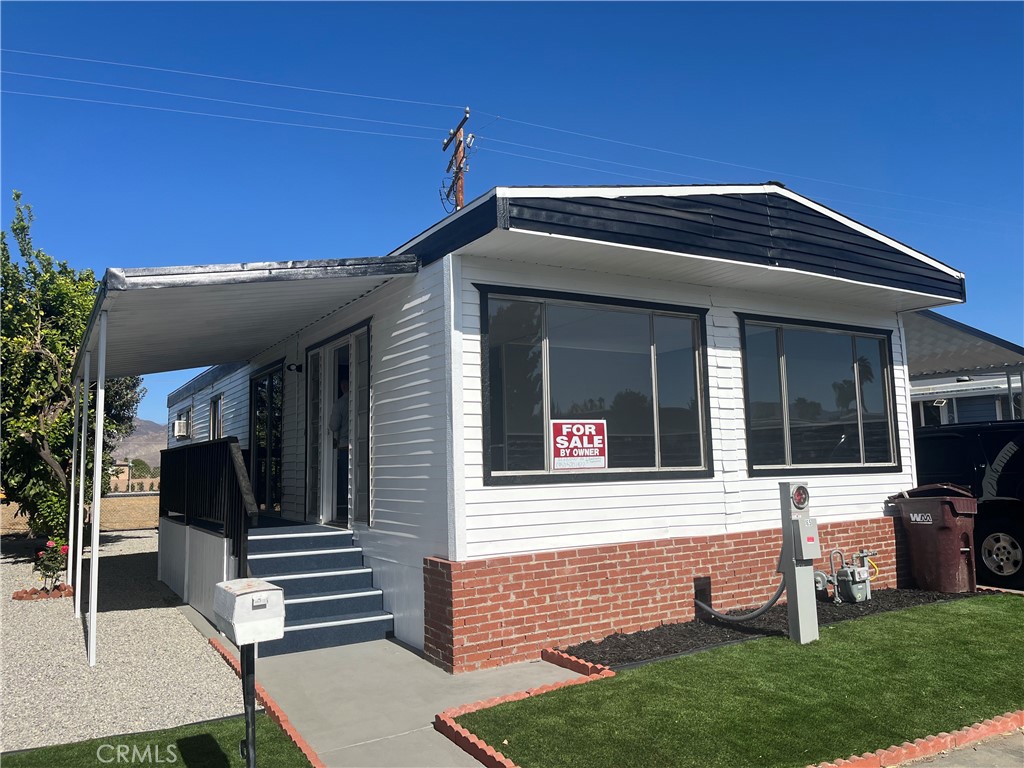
111;418;166;470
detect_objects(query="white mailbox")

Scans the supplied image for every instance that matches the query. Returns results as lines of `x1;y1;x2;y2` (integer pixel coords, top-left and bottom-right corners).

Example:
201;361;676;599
213;578;285;646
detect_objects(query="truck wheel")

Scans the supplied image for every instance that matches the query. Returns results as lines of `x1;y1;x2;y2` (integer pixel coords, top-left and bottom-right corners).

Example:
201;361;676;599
975;519;1024;588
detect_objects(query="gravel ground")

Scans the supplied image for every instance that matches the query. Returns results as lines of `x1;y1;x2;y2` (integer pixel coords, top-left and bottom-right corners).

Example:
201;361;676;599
0;529;244;753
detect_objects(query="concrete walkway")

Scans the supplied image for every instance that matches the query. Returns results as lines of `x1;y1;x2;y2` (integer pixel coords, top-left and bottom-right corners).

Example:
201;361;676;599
905;729;1023;767
181;607;1022;768
253;640;582;767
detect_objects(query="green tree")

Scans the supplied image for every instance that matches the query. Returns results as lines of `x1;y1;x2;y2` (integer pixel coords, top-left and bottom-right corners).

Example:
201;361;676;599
1;191;144;537
130;457;152;479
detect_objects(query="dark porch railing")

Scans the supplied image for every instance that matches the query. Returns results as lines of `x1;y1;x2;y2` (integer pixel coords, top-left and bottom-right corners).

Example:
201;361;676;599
160;437;258;578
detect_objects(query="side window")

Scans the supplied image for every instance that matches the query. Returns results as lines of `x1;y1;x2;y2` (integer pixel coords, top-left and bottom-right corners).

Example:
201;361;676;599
741;317;896;472
209;396;223;440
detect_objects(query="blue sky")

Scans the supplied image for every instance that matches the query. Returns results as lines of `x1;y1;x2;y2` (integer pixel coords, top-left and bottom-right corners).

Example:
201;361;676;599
2;2;1021;423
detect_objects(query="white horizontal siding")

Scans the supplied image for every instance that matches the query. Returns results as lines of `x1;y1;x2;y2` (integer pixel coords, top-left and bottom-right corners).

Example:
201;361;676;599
166;366;250;450
458;254;916;559
248;265;450;650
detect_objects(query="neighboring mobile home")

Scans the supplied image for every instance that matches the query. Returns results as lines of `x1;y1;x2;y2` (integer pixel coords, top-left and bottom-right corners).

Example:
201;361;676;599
79;183;968;672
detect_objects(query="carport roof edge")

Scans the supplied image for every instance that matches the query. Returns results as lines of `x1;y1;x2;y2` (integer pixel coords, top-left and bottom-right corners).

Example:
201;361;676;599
72;254;419;382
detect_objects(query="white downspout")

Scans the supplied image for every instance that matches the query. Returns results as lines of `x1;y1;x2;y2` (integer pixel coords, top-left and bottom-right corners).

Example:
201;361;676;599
74;354;90;619
87;311;107;667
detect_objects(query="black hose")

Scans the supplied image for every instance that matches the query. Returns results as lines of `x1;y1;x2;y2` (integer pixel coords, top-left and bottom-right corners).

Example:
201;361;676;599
694;577;786;623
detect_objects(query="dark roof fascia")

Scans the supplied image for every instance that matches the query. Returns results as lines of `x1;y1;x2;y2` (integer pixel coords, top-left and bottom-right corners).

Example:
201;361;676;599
394;192;501;266
389;185;964;304
503;193;966;302
916;309;1024;357
166;361;249;407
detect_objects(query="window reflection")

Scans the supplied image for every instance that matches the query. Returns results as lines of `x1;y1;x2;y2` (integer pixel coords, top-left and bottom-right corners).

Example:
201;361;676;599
488;299;544;471
485;294;707;474
742;319;895;469
745;325;786;465
548;305;654;468
655;315;701;467
785;329;861;464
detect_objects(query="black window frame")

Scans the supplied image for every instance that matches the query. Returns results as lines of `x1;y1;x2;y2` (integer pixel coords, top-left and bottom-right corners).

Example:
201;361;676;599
738;314;903;477
478;284;714;486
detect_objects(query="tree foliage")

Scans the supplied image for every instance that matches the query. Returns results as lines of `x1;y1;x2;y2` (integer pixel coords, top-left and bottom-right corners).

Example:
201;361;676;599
1;191;145;537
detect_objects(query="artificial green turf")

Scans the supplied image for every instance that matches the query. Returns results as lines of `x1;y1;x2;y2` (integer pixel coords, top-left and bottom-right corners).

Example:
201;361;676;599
1;712;311;767
458;594;1024;768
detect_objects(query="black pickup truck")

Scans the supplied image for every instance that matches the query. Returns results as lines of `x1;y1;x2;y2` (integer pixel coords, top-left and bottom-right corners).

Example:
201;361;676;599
914;421;1024;588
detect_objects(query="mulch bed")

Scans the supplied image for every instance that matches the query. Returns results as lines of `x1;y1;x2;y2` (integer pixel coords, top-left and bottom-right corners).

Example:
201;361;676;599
565;589;983;668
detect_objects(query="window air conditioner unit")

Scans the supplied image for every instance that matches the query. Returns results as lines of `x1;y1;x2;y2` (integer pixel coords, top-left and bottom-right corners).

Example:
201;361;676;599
173;420;190;439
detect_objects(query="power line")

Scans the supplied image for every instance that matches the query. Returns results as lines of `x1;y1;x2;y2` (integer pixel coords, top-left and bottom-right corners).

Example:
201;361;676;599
5;47;1016;217
476;111;1019;215
477;147;1017;234
3;71;445;133
1;48;463;110
476;135;720;184
2;90;439;142
477;146;672;184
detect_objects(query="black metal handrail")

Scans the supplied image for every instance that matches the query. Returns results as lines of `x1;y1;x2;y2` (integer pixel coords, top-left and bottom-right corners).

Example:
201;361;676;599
159;437;258;578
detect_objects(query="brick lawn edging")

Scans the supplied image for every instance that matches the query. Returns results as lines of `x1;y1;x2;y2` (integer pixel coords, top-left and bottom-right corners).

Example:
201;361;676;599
208;637;325;768
437;649;1022;768
807;710;1024;768
433;648;615;768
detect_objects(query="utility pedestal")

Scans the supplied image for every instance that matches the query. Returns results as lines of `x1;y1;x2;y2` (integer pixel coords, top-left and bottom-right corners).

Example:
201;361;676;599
777;482;821;644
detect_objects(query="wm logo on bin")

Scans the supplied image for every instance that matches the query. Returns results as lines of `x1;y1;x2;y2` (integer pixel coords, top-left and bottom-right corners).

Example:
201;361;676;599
908;512;934;524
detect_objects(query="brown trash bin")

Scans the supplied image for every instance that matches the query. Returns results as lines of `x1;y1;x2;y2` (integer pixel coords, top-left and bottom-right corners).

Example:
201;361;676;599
888;484;977;593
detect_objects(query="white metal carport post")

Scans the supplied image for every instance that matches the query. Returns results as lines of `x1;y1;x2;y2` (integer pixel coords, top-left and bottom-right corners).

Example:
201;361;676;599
87;312;107;666
74;353;90;619
65;379;80;587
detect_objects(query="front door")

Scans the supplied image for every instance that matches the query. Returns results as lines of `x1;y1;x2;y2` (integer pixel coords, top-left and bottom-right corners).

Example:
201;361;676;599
305;328;370;527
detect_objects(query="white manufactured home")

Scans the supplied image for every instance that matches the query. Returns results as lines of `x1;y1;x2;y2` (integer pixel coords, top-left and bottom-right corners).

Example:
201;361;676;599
76;183;970;671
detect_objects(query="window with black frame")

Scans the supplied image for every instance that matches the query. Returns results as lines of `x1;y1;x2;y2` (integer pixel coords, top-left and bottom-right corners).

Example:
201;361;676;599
741;317;896;472
484;290;708;480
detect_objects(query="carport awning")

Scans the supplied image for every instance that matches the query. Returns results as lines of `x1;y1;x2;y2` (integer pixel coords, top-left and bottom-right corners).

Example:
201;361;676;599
73;255;419;380
904;310;1024;379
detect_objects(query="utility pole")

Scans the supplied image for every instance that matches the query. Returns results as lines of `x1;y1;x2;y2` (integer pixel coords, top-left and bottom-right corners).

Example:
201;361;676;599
442;107;471;211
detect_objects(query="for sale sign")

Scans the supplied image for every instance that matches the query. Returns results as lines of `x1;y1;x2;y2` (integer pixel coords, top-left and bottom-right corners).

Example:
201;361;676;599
552;420;607;470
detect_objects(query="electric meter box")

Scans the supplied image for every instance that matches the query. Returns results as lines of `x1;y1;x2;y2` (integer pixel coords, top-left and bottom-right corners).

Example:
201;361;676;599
213;578;285;646
792;516;822;560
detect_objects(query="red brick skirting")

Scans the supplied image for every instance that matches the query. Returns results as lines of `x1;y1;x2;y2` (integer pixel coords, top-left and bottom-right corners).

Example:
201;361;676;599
433;648;615;768
208;637;325;768
425;517;908;673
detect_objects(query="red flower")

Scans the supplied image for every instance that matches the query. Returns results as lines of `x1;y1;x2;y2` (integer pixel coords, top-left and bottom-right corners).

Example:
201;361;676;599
60;545;69;555
46;541;56;548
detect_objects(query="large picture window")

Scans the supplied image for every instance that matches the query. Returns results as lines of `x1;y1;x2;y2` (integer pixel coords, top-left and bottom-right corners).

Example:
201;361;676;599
741;316;898;473
483;287;710;483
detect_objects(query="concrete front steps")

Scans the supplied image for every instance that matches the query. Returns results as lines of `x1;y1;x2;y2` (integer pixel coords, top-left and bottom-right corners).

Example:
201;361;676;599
246;523;393;657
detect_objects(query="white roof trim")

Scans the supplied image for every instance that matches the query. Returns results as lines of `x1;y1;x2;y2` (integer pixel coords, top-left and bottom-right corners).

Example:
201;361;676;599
772;187;963;279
